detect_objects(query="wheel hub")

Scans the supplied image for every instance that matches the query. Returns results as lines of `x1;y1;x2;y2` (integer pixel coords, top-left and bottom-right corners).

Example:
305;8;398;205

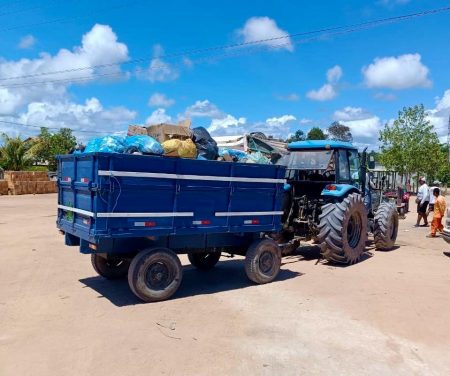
259;250;274;274
146;262;171;290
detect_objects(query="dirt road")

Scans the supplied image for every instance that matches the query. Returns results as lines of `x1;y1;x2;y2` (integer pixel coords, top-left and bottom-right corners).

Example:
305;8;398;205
1;194;449;375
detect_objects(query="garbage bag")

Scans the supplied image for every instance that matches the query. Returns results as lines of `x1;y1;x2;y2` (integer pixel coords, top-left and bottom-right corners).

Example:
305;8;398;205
218;148;247;161
192;127;219;160
162;138;197;158
124;135;164;155
84;136;125;153
243;151;271;164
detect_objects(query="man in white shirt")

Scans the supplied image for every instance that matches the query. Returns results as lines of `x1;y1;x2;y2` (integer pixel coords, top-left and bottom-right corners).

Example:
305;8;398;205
415;177;430;227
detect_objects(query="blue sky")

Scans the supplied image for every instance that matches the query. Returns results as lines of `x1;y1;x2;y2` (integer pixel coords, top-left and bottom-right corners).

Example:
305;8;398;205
0;0;449;148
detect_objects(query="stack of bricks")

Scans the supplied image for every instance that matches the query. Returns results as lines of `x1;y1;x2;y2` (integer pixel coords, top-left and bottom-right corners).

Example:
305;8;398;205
3;171;57;195
0;180;8;195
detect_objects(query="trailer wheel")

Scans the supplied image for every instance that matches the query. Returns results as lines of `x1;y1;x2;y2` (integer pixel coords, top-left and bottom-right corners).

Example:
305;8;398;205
128;248;182;302
245;239;281;284
318;193;368;264
91;254;130;279
188;252;221;270
374;202;399;250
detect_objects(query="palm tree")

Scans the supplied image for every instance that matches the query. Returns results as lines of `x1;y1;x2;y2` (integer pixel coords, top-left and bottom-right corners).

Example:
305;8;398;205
0;134;33;171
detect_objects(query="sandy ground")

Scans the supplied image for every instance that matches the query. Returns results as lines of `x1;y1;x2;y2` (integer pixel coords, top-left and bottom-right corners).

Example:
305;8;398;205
1;194;450;376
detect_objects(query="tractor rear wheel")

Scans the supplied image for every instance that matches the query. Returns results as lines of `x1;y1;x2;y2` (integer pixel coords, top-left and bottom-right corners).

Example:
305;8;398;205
318;193;368;264
374;202;399;250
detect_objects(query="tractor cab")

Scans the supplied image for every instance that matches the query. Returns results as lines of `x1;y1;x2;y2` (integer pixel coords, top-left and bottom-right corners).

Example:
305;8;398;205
278;140;363;200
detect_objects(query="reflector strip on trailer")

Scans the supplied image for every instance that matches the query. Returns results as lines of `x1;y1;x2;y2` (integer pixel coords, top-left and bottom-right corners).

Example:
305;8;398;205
98;170;286;184
96;212;194;218
244;219;260;224
215;211;284;217
58;205;94;217
80;178;89;183
134;221;156;227
193;220;211;225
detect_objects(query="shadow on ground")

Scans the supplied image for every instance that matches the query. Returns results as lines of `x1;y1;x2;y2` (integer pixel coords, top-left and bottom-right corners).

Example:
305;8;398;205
79;258;303;307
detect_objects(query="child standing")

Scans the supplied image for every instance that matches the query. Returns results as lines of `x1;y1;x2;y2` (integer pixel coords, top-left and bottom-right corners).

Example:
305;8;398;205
427;188;447;238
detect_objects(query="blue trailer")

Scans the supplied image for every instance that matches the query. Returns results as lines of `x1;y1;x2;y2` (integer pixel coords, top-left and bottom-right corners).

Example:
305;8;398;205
57;153;287;302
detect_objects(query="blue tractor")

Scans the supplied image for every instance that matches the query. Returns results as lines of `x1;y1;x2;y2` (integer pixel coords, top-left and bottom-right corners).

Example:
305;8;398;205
277;140;399;264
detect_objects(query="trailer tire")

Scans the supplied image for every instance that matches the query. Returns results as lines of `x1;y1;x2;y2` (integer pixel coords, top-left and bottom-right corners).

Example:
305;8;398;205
374;202;399;250
91;254;130;279
318;193;368;264
245;239;281;284
128;248;182;302
188;252;221;270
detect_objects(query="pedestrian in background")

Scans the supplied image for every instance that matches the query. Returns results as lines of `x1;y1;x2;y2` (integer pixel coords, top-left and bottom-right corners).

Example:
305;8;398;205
415;177;430;227
427;181;440;218
427;188;446;238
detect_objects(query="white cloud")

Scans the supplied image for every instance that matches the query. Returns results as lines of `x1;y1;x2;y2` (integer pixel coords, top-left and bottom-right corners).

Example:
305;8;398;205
307;65;343;101
183;57;193;68
0;97;136;139
266;115;296;127
138;44;178;82
427;89;450;141
185;100;223;118
326;65;343;83
362;54;431;90
299;118;313;125
208;115;247;134
0;24;129;114
333;106;383;147
306;84;336;101
148;93;174;108
145;108;172;125
18;35;36;49
238;16;293;52
378;0;410;6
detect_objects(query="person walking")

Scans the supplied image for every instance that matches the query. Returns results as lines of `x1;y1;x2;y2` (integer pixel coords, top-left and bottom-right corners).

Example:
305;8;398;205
427;188;446;238
426;181;440;218
415;177;430;227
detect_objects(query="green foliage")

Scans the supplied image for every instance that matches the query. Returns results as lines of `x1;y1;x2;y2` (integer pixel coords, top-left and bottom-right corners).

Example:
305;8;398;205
327;121;352;142
379;104;444;180
306;127;327;140
25;165;49;172
286;130;305;143
0;134;33;171
28;127;77;171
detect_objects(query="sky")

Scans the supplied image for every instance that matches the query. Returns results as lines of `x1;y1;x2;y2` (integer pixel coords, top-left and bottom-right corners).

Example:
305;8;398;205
0;0;450;149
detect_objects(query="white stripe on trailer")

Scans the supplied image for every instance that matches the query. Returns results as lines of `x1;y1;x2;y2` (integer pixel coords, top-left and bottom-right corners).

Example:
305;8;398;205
96;212;194;218
215;211;284;217
58;205;94;217
98;170;286;184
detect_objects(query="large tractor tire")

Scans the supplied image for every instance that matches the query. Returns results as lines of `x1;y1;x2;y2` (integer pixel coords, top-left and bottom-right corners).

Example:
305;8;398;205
318;193;368;264
374;202;399;251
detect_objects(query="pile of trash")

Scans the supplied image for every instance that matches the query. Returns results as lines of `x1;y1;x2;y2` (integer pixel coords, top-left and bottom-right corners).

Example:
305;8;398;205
78;121;273;165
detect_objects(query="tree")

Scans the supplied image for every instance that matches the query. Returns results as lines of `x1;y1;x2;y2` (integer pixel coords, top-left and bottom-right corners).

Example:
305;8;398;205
29;128;77;171
379;104;442;182
327;121;353;142
306;127;327;140
0;135;33;171
286;130;305;143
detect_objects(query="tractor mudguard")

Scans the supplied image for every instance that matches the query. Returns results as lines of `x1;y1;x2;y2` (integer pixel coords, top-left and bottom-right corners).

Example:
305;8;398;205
321;184;360;198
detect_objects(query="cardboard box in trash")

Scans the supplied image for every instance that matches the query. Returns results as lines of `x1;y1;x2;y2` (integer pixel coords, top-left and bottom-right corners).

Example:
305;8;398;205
147;120;192;143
